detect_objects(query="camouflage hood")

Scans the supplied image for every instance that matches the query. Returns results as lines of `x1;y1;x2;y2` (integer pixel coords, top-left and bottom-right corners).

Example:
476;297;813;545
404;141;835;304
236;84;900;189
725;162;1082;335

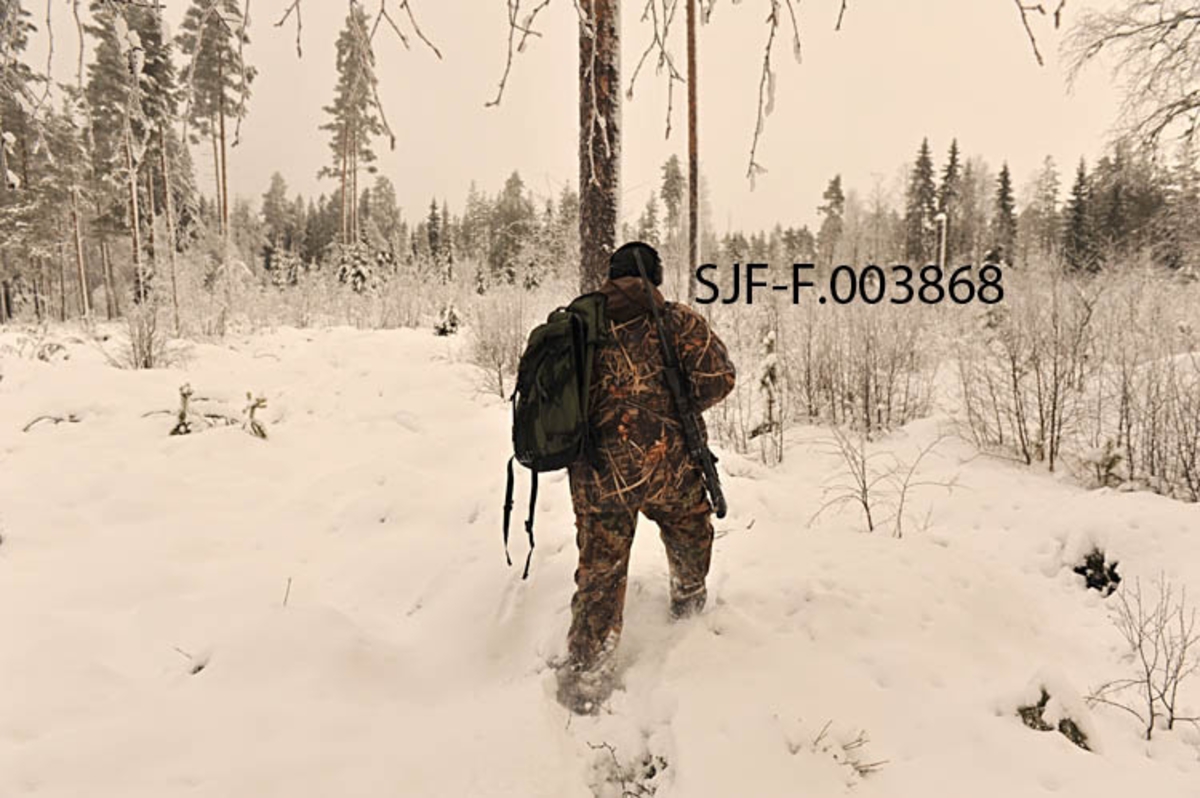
597;276;666;323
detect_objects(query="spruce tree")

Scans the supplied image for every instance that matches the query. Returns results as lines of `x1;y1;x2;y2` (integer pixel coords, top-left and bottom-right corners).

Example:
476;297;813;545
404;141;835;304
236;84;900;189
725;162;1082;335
637;193;661;247
1027;156;1061;261
938;139;961;263
1063;159;1098;272
1156;145;1200;273
817;175;845;267
993;162;1017;264
427;198;442;262
490;171;534;285
660;155;685;235
904;138;938;264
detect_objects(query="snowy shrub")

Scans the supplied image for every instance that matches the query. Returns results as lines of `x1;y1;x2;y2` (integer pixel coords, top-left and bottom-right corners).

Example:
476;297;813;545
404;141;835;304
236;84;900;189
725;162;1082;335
749;326;784;465
709;290;935;461
1073;548;1121;596
1018;687;1092;751
434;302;461;336
958;264;1200;502
1088;574;1200;740
955;263;1099;472
126;301;171;370
243;393;268;440
468;287;534;397
586;741;669;798
1081;439;1125;488
331;242;377;295
809;426;954;537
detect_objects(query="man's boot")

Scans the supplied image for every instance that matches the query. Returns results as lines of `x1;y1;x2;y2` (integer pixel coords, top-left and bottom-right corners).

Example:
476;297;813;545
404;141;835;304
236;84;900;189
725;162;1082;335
669;583;707;620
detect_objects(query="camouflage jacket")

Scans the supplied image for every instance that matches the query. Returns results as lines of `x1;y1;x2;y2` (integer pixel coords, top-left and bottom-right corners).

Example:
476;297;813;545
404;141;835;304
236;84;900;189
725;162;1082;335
570;277;736;512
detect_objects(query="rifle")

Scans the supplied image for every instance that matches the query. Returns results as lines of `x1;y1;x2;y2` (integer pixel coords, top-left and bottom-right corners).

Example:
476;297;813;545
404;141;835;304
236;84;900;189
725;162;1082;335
633;250;728;519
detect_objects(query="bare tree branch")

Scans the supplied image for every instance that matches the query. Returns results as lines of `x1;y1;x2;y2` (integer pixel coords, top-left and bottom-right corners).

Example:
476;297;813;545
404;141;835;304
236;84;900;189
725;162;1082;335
628;0;685;139
487;0;556;108
1068;2;1200;148
275;0;303;57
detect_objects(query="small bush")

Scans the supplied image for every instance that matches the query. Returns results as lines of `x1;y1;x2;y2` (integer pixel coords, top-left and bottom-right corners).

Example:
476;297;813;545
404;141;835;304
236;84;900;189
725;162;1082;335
1073;548;1121;595
1018;688;1092;751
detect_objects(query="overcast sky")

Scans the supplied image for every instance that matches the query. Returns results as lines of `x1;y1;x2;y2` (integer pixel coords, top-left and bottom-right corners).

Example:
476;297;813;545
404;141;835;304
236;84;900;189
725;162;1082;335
33;0;1124;233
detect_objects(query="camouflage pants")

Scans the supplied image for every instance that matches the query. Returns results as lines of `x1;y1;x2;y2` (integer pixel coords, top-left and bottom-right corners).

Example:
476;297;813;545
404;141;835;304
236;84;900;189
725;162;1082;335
565;469;714;672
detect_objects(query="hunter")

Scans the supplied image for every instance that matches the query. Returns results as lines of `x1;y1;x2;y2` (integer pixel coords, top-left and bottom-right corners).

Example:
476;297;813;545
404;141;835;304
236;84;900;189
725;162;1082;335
557;241;736;713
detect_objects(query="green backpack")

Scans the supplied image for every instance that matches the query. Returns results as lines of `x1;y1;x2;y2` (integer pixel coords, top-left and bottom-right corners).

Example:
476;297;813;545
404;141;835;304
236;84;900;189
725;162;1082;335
503;292;608;578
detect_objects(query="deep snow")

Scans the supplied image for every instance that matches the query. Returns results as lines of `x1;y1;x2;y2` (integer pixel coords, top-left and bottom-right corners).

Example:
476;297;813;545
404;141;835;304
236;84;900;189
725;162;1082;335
2;324;1199;797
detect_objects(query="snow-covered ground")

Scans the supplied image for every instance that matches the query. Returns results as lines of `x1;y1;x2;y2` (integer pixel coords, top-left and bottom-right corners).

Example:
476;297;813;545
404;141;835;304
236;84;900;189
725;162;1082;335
2;323;1199;797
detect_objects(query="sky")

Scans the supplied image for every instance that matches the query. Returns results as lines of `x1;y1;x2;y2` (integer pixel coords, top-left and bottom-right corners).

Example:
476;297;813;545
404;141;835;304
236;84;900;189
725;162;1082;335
28;0;1125;234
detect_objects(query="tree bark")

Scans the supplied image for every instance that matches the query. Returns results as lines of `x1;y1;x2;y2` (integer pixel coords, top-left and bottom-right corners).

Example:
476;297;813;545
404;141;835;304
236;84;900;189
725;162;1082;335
340;126;349;245
145;167;159;286
210;119;222;237
351;124;359;243
578;0;621;294
687;0;699;304
218;50;230;254
160;126;181;334
32;260;43;322
71;188;90;319
125;127;145;303
100;239;116;319
58;243;67;322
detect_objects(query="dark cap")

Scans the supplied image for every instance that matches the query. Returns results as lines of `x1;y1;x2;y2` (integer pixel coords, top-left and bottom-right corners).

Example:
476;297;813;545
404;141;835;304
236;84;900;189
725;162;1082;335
609;241;663;286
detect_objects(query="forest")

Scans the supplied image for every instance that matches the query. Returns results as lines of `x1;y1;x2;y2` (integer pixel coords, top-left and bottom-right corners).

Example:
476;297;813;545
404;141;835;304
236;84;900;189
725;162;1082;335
4;3;1200;795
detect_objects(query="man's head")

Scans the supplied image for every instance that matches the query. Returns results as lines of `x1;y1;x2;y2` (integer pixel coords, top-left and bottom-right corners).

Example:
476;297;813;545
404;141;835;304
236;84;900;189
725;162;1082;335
609;242;663;286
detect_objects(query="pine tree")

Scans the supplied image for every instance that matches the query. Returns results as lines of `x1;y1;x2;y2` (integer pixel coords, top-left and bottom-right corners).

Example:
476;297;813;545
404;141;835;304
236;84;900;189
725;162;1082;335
319;4;383;246
992;162;1017;264
817;175;845;267
85;1;179;303
904;138;938;264
1063;159;1098;272
177;0;254;248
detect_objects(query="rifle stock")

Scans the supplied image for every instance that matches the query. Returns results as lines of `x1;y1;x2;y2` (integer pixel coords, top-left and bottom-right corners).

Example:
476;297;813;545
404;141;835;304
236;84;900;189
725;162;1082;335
632;251;728;519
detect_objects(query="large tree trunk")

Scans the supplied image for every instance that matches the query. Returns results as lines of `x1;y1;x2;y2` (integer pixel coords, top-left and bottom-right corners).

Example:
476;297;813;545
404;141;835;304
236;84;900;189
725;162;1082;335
578;0;621;294
218;51;230;254
160;126;181;334
0;118;9;324
32;259;43;322
340;126;349;245
100;239;116;319
686;0;699;304
125;128;145;303
71;188;90;319
210;119;222;237
351;124;359;243
58;243;67;322
145;167;159;287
